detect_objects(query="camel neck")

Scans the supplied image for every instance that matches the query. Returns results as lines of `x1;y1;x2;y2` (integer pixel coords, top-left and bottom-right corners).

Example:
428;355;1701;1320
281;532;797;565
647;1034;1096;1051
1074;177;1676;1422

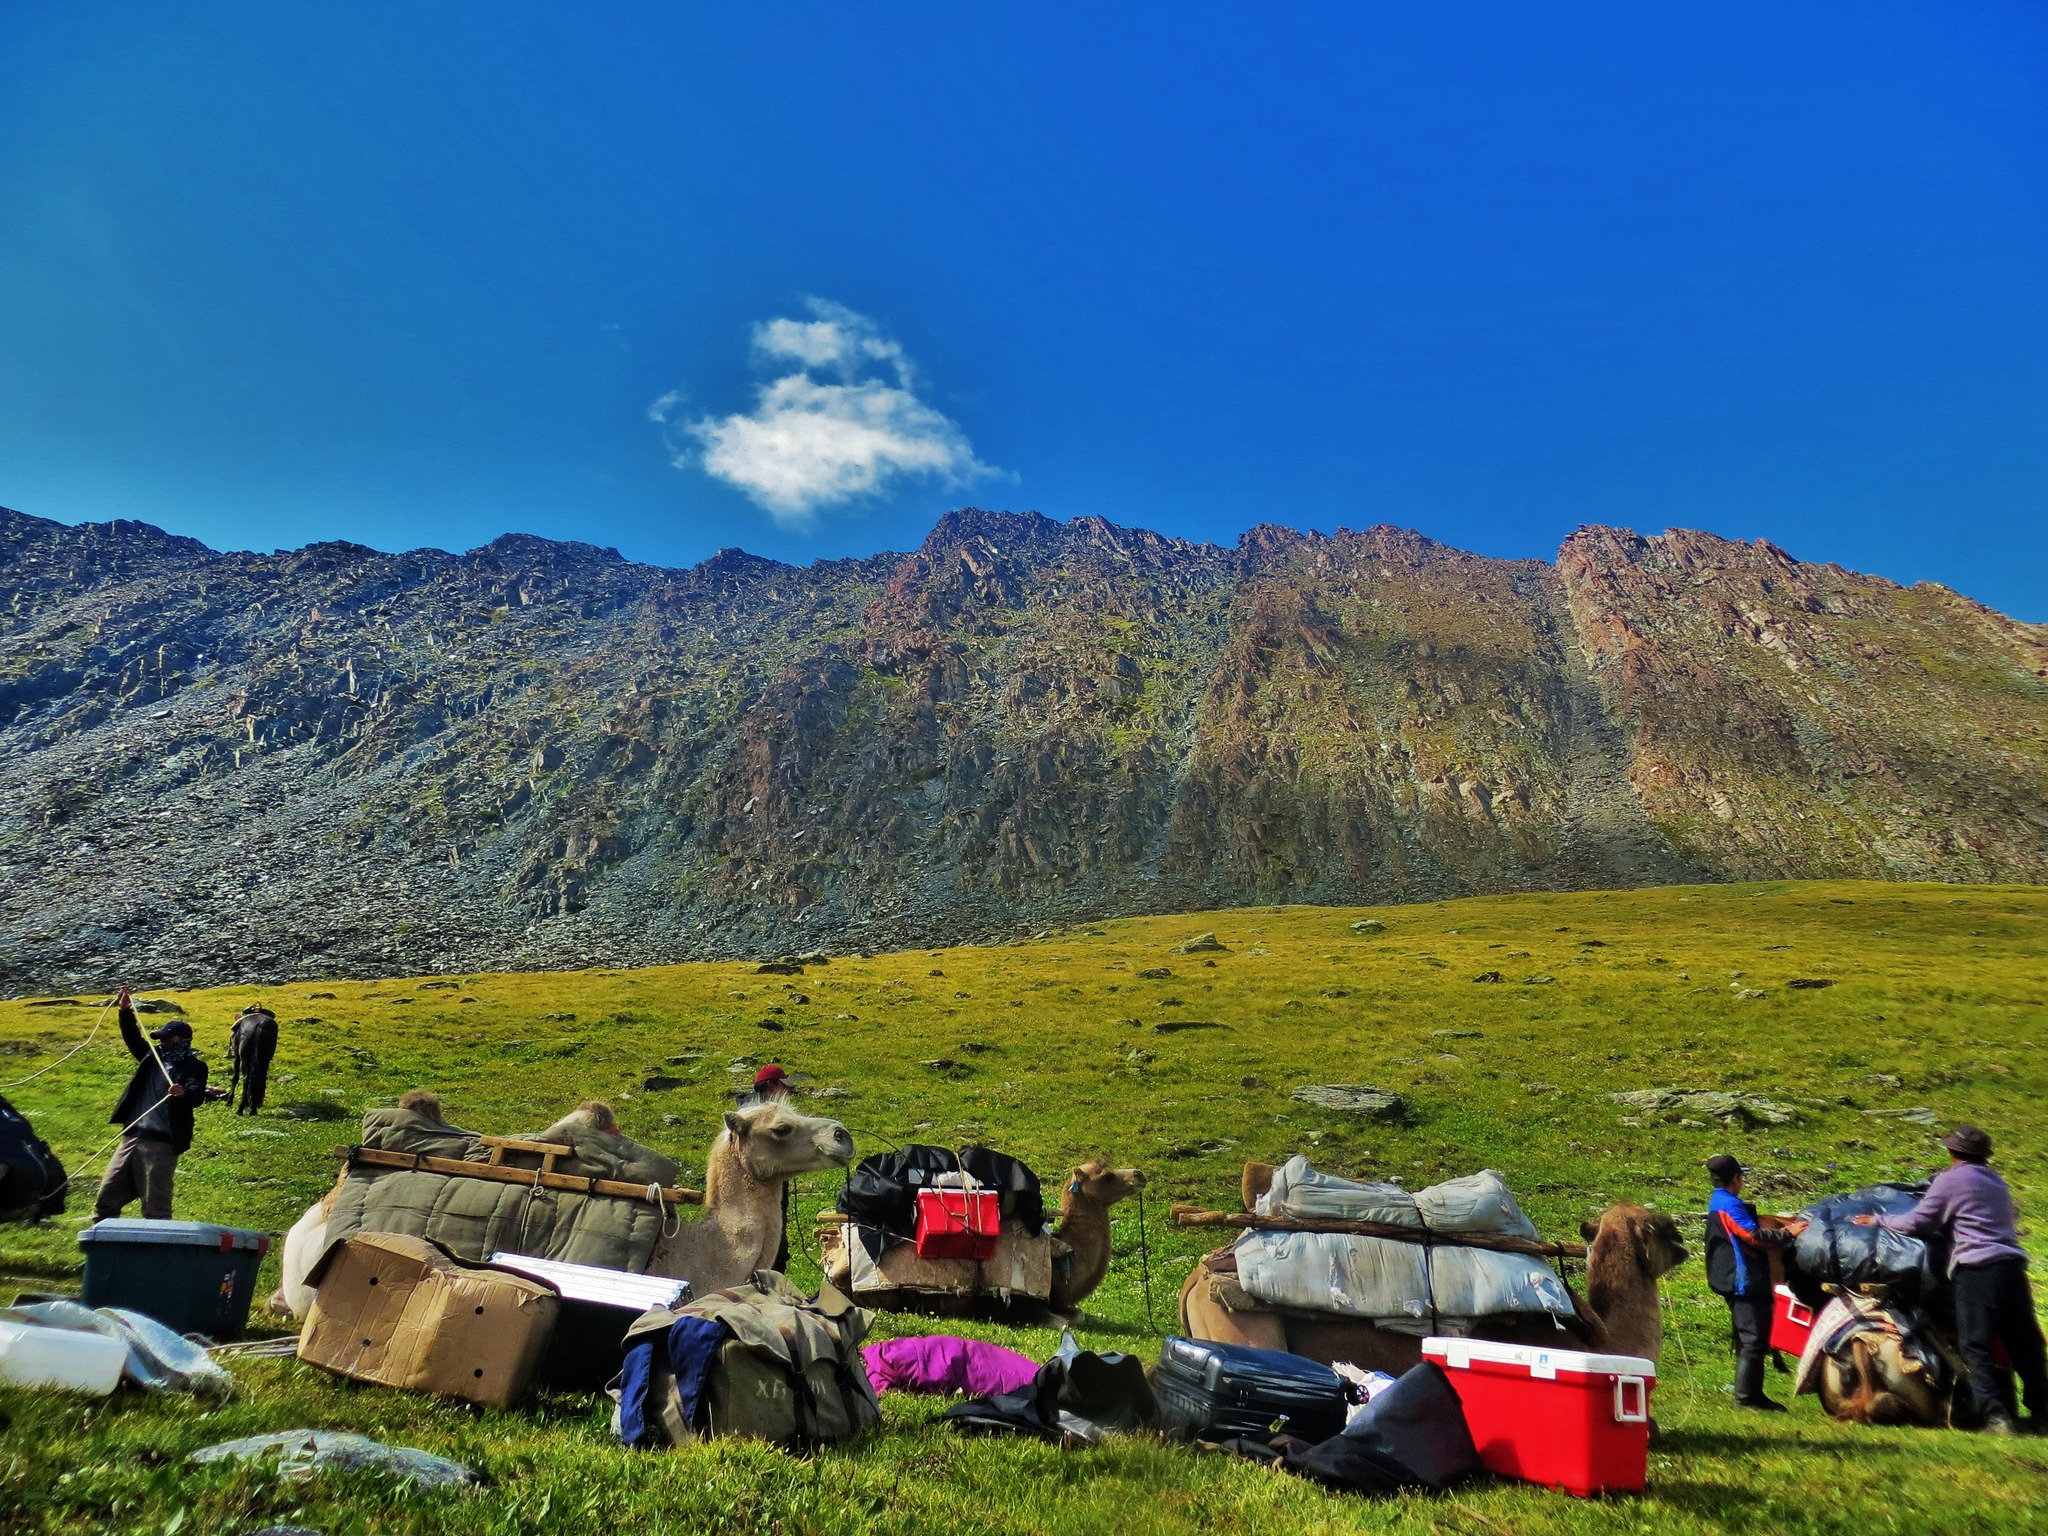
705;1134;777;1212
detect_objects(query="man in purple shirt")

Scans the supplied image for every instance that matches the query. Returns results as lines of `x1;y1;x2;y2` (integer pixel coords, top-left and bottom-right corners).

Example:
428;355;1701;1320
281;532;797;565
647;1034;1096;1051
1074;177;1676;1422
1856;1125;2046;1435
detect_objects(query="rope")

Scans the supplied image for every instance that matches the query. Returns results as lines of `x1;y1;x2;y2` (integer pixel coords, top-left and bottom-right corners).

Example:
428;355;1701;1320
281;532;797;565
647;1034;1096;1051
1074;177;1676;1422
1135;1181;1158;1335
647;1181;681;1240
62;1090;175;1187
1;998;115;1090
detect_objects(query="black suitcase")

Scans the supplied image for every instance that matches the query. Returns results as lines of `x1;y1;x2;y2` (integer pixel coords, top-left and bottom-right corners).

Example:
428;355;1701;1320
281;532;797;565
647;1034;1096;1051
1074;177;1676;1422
1151;1335;1347;1443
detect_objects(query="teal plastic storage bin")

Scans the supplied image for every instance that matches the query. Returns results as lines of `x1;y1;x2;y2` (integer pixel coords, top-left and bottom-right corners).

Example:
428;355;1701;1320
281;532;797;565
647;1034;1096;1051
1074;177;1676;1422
78;1220;271;1340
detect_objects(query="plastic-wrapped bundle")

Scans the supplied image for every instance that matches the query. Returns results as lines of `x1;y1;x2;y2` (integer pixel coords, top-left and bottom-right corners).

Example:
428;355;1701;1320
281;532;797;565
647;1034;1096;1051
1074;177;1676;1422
1259;1157;1538;1238
1790;1185;1941;1304
1234;1229;1576;1332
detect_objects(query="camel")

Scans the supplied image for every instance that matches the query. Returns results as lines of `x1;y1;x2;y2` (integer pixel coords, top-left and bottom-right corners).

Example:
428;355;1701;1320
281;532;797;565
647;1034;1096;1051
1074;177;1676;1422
820;1158;1146;1318
1180;1195;1688;1376
271;1093;852;1318
1048;1160;1147;1313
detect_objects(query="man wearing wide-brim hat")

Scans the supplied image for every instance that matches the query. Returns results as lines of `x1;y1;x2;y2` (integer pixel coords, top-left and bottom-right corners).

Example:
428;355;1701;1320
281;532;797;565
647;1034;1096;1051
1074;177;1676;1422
1855;1125;2047;1435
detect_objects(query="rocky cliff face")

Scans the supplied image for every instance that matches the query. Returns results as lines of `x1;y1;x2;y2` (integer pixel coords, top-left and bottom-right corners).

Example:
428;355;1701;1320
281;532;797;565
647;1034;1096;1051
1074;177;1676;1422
2;505;2042;989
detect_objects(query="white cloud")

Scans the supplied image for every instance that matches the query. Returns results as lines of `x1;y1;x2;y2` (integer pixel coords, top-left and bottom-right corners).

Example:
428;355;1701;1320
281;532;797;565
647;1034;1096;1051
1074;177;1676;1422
654;299;997;526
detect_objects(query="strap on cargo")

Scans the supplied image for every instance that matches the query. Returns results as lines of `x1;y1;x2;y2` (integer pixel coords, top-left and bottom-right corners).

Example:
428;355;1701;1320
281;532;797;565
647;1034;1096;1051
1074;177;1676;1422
647;1182;680;1239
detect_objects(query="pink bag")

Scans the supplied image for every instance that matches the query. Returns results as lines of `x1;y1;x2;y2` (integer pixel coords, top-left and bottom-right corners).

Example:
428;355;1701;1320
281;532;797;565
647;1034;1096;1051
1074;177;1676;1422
861;1335;1040;1399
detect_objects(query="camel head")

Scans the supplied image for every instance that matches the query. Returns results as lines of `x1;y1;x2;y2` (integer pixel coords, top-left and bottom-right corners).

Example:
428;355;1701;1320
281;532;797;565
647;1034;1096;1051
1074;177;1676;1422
1581;1202;1689;1282
1063;1159;1146;1210
720;1099;854;1182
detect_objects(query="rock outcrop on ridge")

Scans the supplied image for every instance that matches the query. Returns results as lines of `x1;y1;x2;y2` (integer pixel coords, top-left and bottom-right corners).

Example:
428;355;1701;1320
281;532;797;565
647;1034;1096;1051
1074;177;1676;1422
2;505;2042;989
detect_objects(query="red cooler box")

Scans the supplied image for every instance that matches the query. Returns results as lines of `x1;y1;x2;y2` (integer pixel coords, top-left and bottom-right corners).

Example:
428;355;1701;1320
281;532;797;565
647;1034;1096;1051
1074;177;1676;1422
1771;1286;1817;1356
913;1187;1000;1260
1423;1336;1655;1497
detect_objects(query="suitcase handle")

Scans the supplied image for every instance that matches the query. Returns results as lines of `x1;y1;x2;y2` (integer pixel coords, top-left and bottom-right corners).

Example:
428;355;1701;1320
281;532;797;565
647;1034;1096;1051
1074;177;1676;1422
1614;1375;1648;1423
1785;1299;1814;1328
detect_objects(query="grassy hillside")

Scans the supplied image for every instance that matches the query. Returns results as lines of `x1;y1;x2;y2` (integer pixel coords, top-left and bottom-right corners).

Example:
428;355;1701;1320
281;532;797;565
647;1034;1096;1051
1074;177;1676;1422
2;879;2044;1533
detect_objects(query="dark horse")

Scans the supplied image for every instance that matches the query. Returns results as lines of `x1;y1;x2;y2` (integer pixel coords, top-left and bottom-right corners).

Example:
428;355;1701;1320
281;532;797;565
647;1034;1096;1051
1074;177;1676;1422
226;1006;279;1115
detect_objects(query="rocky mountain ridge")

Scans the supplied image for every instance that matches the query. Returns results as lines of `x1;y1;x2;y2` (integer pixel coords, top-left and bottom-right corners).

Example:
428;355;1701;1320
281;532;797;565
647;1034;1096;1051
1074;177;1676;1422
2;504;2043;990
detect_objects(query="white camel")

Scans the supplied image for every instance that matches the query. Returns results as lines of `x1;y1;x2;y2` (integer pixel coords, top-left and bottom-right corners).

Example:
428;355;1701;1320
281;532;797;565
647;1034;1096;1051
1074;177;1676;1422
273;1094;852;1317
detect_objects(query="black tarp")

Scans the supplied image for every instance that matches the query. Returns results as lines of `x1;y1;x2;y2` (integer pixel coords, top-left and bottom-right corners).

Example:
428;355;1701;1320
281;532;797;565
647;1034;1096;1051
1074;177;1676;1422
942;1343;1157;1441
1221;1362;1481;1497
1788;1184;1942;1306
836;1145;1045;1262
0;1094;67;1223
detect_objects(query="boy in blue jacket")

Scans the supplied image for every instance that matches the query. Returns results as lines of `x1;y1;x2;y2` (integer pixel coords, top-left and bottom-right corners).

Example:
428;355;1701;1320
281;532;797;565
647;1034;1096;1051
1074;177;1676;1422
1704;1154;1795;1411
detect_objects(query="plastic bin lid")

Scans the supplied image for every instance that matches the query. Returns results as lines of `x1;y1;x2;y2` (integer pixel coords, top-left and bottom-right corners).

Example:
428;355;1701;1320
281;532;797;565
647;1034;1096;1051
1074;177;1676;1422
78;1218;270;1252
1422;1335;1655;1379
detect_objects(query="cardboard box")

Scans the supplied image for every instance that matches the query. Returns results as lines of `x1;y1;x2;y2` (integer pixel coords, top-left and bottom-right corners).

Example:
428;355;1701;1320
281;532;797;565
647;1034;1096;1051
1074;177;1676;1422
300;1233;559;1407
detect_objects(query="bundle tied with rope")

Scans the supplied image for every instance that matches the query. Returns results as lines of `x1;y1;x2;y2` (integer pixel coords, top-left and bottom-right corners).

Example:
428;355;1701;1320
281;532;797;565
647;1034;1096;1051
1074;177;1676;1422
1177;1157;1585;1335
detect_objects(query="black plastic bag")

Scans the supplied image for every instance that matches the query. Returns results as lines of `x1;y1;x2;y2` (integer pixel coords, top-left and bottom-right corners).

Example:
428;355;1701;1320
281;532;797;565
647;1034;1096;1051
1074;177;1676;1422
1789;1185;1941;1305
1295;1362;1480;1493
0;1094;67;1223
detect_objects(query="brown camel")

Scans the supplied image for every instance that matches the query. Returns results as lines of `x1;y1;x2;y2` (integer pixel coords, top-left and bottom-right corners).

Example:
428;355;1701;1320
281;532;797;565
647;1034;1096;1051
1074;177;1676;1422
645;1100;854;1295
821;1158;1146;1316
272;1094;849;1317
1180;1198;1687;1375
1048;1161;1147;1312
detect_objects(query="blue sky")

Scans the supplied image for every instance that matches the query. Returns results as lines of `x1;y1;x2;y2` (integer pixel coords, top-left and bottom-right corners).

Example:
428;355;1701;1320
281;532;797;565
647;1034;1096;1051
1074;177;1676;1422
2;4;2044;618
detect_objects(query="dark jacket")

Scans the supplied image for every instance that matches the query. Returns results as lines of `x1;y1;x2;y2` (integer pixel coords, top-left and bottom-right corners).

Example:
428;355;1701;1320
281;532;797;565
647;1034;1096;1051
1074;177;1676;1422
109;1008;210;1152
1705;1187;1791;1298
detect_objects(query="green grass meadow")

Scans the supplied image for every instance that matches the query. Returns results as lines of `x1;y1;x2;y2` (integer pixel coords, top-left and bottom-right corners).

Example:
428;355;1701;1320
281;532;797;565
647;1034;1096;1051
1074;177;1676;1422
2;879;2045;1533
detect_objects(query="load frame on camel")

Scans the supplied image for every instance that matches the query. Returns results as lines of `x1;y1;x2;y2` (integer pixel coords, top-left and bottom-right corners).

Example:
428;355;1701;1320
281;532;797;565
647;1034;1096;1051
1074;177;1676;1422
272;1090;854;1319
1175;1155;1689;1378
817;1144;1147;1320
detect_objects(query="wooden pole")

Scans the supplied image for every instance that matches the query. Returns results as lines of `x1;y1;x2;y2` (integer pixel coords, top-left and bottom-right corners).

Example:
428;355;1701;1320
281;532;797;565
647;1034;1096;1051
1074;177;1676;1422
336;1145;704;1205
1170;1205;1586;1259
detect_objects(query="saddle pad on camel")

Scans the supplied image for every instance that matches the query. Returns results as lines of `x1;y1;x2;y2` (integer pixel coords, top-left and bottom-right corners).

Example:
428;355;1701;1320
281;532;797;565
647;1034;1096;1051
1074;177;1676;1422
326;1168;671;1274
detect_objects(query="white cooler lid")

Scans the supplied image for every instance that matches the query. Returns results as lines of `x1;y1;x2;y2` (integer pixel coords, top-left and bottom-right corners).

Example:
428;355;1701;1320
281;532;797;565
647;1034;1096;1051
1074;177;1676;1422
1423;1335;1655;1379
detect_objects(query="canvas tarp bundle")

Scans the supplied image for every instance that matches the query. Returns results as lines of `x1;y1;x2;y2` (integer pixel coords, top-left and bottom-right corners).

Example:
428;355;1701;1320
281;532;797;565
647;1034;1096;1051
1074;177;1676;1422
325;1106;678;1274
1235;1230;1576;1332
1237;1160;1571;1331
1258;1157;1538;1238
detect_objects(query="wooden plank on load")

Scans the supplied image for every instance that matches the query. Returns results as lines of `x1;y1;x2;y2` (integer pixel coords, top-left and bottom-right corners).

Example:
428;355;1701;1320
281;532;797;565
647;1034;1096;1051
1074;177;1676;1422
335;1144;703;1205
1171;1205;1586;1258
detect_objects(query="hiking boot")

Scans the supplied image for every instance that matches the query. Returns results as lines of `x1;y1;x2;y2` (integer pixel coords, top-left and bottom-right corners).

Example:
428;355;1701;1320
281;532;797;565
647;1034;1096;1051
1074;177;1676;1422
1982;1412;2018;1437
1735;1397;1788;1413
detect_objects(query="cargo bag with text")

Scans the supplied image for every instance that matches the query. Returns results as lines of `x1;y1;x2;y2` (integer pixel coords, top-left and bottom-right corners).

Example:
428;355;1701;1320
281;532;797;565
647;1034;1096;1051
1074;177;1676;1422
612;1270;880;1447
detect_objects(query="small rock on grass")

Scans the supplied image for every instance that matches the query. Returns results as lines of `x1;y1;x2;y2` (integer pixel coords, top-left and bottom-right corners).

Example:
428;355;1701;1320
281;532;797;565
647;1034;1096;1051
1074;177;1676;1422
1171;931;1229;954
1350;919;1386;934
1291;1084;1404;1119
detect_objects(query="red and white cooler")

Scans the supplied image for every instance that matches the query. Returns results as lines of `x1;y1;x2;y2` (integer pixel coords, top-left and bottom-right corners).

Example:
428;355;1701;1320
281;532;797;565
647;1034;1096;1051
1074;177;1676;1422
1771;1286;1817;1357
1422;1336;1655;1497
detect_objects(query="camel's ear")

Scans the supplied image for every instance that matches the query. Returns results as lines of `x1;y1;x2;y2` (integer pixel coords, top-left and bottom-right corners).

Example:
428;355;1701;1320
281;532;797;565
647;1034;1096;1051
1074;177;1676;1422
1580;1216;1601;1243
723;1111;746;1141
1632;1215;1659;1279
